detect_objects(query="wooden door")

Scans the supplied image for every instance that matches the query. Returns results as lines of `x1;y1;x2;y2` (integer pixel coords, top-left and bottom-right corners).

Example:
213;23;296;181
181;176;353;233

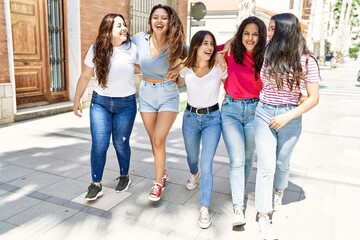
11;0;49;106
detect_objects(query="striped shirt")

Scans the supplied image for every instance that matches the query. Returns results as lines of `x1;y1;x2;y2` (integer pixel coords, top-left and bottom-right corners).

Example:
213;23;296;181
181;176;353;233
259;55;319;105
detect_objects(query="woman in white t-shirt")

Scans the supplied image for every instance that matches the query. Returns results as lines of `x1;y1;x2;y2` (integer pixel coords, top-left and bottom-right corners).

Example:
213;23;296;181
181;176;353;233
73;14;139;201
178;30;227;229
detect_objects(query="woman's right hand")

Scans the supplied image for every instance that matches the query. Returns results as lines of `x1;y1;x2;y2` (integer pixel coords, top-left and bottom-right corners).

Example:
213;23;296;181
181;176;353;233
73;101;83;117
215;53;227;72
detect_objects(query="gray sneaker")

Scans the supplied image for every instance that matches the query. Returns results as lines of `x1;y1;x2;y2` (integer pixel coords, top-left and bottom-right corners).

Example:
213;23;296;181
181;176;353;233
85;183;103;201
115;175;131;192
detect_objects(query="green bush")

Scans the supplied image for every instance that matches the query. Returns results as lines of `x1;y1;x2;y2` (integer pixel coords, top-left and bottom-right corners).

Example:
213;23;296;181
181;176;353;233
349;47;359;54
349;52;358;59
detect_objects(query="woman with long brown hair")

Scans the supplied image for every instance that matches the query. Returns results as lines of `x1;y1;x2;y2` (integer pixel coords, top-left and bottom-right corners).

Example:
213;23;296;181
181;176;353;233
178;30;227;228
131;4;187;201
254;13;320;239
73;13;138;201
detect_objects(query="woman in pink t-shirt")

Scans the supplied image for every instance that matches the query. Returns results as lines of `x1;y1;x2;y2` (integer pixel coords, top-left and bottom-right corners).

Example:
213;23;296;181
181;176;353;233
218;16;267;227
254;13;320;240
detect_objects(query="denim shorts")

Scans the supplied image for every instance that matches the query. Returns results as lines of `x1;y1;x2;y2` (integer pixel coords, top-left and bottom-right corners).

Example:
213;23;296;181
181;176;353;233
138;79;179;112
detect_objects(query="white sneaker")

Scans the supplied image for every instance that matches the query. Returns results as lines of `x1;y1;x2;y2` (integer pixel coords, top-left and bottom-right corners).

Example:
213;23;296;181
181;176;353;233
198;206;211;229
186;172;200;190
232;208;246;226
273;190;283;211
258;215;278;240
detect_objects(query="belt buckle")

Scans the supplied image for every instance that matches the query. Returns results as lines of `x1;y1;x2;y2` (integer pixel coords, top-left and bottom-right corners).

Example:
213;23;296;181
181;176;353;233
195;108;203;115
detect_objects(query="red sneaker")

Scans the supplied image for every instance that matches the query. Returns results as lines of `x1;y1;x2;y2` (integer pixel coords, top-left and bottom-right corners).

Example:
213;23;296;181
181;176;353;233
161;172;169;190
148;182;163;201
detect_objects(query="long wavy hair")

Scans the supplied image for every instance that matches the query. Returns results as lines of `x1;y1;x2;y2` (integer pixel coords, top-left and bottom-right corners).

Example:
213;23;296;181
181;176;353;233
182;30;217;69
231;16;267;80
93;13;130;88
264;13;317;91
148;4;186;65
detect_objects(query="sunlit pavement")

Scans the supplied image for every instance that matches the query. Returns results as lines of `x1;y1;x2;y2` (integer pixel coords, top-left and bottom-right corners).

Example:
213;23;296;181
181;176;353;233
1;59;359;240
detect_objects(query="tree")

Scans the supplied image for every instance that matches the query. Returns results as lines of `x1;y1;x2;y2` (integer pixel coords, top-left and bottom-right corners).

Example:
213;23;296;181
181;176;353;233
333;0;359;57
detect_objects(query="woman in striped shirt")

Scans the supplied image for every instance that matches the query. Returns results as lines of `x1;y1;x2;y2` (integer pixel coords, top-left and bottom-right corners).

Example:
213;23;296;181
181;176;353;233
254;13;320;240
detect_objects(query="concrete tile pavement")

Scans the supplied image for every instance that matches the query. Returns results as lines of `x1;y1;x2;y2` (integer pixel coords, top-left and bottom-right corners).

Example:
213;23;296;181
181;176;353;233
1;59;360;239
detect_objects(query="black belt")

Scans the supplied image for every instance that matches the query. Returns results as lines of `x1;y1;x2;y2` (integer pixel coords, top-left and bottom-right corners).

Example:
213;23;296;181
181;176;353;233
186;103;219;115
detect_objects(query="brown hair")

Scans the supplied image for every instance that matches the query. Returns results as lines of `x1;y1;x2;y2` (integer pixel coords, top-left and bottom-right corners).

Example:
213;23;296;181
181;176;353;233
93;13;130;88
148;4;186;65
182;30;217;69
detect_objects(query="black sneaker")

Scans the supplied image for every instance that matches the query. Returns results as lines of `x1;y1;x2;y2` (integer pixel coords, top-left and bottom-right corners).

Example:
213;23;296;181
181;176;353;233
85;183;103;200
115;175;131;192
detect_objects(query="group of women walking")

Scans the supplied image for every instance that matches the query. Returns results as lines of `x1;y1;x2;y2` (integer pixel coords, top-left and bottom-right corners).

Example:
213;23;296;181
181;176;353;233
72;4;320;240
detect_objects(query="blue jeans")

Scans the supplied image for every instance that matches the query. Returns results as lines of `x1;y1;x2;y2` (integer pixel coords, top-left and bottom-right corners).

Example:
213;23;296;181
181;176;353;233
221;94;259;211
254;101;302;213
182;109;221;207
89;91;137;182
138;80;179;112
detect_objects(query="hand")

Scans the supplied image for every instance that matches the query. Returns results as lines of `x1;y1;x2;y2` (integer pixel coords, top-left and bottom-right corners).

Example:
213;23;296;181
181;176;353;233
217;37;234;56
298;93;308;105
269;113;292;131
215;53;227;72
164;71;179;82
73;101;83;117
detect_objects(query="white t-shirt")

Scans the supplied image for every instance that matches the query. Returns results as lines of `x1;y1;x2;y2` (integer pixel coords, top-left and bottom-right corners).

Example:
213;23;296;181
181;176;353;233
180;65;227;108
84;42;139;97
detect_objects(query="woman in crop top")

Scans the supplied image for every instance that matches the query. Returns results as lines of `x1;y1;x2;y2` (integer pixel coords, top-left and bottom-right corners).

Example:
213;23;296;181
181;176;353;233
73;14;139;201
131;4;187;202
254;13;320;240
178;30;227;229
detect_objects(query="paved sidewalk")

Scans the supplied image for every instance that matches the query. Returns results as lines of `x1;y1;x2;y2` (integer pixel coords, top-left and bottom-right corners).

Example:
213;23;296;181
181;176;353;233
1;60;360;240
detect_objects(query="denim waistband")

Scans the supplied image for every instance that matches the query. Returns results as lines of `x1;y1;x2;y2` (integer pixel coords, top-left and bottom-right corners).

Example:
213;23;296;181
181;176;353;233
142;79;174;87
225;94;259;103
92;91;135;99
259;101;298;108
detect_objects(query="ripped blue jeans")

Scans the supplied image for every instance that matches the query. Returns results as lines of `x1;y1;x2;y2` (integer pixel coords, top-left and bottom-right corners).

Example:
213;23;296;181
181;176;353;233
90;91;137;182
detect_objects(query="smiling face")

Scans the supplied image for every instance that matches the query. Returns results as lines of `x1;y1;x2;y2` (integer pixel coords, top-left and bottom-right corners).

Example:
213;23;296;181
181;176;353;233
267;19;275;41
242;23;259;52
150;8;169;34
111;16;128;45
196;34;215;61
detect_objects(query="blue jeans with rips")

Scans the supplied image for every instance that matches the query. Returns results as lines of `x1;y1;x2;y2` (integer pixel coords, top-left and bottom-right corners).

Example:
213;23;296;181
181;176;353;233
182;109;221;207
254;101;302;213
221;94;259;211
89;91;137;182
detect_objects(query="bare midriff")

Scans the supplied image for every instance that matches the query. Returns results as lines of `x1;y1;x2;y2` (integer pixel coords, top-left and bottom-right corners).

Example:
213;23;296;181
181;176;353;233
142;77;166;83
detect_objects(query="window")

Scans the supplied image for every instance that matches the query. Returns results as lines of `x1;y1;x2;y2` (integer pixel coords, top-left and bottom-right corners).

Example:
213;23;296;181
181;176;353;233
130;0;175;35
48;0;66;92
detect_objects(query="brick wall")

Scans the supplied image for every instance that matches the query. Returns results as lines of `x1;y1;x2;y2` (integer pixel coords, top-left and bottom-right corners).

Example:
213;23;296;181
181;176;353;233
176;0;188;36
79;0;130;66
0;1;10;84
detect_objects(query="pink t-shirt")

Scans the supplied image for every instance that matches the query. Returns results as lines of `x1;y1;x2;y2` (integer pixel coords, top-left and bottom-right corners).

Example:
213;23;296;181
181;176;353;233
259;55;319;105
218;45;262;99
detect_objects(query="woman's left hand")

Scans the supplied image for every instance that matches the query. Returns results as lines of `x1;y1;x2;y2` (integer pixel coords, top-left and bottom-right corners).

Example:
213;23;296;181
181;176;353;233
269;113;292;131
164;70;179;82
